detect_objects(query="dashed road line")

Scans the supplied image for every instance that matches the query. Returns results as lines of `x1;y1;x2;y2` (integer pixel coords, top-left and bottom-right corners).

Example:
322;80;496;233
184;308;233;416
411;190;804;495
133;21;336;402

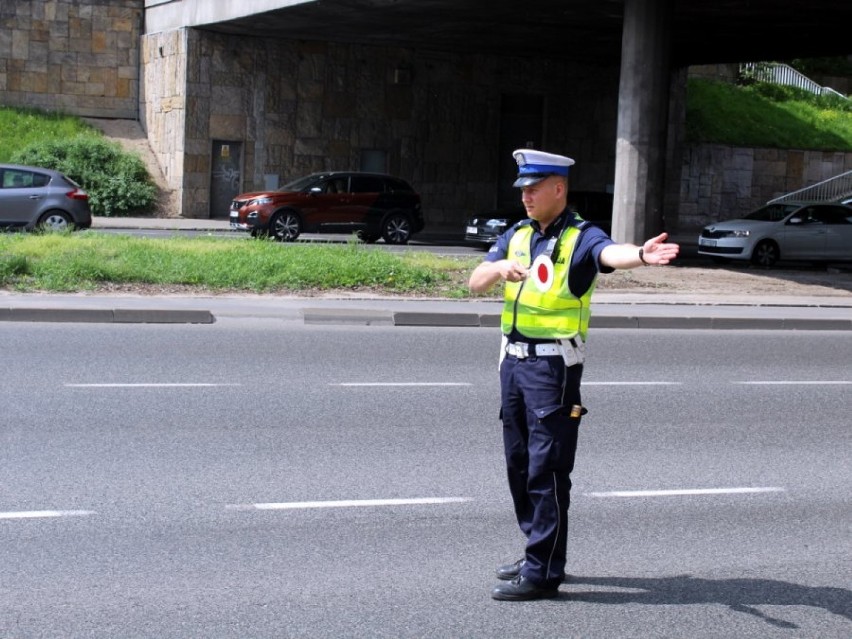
586;487;785;498
0;487;786;521
0;510;96;520
734;381;851;385
66;383;241;388
330;383;472;387
583;382;682;386
228;497;472;511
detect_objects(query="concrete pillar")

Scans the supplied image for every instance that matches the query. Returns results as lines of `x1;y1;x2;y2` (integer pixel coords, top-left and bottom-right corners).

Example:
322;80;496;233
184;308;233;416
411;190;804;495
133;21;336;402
611;0;673;244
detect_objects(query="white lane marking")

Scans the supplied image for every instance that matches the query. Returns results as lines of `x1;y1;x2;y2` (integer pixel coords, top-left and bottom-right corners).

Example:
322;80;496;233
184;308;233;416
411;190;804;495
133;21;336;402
331;383;471;387
228;497;472;511
66;383;241;388
587;487;785;498
0;510;96;520
583;382;682;386
734;381;851;385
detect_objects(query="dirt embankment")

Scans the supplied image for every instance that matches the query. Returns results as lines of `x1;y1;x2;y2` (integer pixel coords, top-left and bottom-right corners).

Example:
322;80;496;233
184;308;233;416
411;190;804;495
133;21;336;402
595;262;852;299
83;117;180;218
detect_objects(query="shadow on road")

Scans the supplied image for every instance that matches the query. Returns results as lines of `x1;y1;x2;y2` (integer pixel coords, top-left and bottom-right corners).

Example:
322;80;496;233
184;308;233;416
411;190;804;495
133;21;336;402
561;574;851;630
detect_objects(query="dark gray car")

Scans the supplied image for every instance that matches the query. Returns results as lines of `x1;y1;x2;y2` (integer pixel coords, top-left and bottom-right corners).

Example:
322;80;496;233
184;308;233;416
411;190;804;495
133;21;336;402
0;163;92;231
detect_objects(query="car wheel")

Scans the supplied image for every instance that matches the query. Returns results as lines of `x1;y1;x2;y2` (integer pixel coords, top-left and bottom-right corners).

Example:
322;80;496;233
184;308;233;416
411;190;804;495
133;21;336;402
751;240;779;267
357;231;380;243
381;212;412;245
269;211;301;242
37;210;73;232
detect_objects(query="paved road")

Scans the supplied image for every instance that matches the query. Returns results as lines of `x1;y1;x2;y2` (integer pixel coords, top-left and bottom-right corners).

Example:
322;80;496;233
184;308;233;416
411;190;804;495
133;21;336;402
1;322;850;638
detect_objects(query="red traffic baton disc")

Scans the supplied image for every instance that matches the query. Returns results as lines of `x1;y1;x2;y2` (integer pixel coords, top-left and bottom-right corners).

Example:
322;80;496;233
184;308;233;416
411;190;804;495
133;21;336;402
530;255;554;292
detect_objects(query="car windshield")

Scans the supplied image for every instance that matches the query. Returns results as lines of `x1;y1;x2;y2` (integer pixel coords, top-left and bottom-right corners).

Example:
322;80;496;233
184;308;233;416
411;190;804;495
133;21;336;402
744;203;800;222
280;174;325;192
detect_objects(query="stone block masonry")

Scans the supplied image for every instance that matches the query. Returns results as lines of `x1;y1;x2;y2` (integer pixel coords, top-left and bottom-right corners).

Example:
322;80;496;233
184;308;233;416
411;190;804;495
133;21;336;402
678;144;852;229
0;0;143;118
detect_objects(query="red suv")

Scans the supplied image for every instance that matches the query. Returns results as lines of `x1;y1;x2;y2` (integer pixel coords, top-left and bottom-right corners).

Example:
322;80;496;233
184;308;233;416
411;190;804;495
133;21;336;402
229;172;424;244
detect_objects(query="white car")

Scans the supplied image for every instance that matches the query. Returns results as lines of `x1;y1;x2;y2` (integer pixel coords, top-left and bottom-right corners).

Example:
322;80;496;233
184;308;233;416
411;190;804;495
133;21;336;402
698;201;852;267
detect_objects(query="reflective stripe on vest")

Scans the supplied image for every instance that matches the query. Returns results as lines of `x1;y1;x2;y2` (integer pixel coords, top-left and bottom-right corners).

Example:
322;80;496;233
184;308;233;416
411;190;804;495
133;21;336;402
501;223;596;340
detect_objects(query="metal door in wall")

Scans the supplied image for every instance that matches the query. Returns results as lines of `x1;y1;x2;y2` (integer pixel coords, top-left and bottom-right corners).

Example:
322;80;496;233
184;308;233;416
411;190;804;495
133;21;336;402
497;94;544;210
210;140;243;218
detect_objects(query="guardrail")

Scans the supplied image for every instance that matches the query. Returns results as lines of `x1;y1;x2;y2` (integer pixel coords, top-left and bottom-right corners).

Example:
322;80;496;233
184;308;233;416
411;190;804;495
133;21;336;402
768;170;852;204
740;62;848;100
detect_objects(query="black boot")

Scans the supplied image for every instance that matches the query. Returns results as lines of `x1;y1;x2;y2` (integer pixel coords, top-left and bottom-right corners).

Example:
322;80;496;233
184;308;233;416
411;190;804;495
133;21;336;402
491;575;559;601
495;558;525;581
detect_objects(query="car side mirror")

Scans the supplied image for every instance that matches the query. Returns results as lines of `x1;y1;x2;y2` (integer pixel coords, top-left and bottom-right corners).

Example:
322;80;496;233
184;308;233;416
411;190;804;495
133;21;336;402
309;186;323;196
787;216;802;225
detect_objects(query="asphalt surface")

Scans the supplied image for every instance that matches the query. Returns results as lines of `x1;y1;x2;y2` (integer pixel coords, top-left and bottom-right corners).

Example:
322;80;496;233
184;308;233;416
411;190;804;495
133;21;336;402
2;216;851;330
3;325;850;637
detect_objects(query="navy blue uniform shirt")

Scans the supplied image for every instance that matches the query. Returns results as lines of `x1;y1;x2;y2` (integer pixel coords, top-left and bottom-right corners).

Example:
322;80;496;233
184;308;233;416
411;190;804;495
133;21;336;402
486;208;615;341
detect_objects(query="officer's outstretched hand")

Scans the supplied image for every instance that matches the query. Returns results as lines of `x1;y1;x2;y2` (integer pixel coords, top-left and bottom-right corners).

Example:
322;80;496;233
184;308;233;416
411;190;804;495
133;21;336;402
642;233;680;265
601;233;680;270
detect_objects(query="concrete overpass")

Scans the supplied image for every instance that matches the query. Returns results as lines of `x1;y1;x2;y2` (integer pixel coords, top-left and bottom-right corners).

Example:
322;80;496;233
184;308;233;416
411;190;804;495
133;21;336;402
145;0;850;63
142;0;852;240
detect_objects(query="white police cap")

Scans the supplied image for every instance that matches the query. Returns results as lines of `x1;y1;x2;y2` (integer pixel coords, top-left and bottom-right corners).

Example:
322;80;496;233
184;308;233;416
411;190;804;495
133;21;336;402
512;148;575;187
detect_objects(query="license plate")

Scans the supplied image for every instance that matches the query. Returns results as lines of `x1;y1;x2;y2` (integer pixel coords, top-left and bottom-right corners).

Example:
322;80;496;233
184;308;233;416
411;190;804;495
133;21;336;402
699;238;717;247
466;226;478;234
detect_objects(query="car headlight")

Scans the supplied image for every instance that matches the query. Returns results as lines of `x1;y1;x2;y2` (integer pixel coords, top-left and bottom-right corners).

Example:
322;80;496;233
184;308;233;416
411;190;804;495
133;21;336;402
486;219;508;229
251;197;273;206
726;230;750;238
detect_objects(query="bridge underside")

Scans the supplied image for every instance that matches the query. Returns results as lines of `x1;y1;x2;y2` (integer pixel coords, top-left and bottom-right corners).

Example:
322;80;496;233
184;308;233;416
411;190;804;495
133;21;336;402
166;0;852;65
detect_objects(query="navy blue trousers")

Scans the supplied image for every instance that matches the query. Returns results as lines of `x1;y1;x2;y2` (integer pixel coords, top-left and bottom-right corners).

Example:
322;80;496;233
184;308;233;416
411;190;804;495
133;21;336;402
499;354;583;587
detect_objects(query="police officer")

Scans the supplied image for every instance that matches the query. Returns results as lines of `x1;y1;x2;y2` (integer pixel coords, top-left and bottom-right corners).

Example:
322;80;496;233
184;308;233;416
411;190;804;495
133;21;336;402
469;149;679;601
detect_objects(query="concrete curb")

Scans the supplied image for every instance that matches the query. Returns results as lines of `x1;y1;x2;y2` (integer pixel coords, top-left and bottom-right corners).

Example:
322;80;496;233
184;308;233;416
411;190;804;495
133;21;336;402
1;306;851;329
0;307;215;324
589;315;852;331
299;309;852;330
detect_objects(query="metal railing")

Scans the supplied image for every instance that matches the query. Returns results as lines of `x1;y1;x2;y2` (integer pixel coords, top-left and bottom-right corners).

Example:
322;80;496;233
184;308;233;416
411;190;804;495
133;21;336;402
768;170;852;204
740;62;848;100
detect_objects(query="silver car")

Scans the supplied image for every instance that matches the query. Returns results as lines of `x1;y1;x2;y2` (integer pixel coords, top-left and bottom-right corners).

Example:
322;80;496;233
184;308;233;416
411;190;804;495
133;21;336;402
0;163;92;231
698;201;852;267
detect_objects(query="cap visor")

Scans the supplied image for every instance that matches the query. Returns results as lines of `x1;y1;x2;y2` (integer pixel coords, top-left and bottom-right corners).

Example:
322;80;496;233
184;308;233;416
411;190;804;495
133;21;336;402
513;176;546;187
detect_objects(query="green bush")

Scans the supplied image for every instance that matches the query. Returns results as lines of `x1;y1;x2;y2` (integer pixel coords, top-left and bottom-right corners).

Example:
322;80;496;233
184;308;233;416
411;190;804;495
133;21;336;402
746;82;852;113
11;135;157;217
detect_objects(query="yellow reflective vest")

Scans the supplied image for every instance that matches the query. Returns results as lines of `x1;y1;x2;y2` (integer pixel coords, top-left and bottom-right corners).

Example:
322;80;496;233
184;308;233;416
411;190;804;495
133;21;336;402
501;222;596;341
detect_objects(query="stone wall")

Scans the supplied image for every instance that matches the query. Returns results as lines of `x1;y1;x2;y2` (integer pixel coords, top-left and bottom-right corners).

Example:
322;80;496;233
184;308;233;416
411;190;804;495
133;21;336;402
150;28;620;220
138;28;186;197
0;0;142;118
677;144;852;229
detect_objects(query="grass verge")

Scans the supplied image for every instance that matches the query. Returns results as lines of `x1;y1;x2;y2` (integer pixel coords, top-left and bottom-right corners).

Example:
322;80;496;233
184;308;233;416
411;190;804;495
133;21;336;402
686;79;852;151
0;106;99;161
0;232;484;298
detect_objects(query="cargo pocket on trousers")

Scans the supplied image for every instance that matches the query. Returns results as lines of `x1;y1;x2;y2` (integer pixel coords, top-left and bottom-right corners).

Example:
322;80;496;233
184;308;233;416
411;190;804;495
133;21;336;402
533;404;584;472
